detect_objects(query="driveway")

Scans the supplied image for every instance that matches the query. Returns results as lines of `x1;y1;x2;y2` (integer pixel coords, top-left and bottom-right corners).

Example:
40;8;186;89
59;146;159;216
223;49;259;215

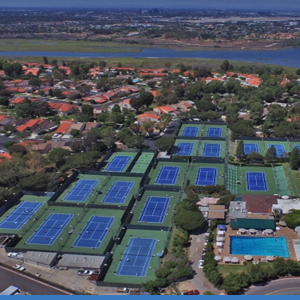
188;228;222;295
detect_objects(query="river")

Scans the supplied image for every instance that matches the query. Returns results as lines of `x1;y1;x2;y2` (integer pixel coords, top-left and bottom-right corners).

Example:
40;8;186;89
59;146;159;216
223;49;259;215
1;47;300;68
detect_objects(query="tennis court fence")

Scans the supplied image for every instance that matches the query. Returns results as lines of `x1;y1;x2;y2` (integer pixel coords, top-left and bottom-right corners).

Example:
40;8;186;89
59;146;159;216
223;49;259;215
143;185;181;192
48;171;79;204
192;157;225;164
0;191;23;217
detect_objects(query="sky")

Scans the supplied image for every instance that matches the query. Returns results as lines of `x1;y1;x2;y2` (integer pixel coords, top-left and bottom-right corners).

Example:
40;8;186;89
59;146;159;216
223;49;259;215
0;0;299;11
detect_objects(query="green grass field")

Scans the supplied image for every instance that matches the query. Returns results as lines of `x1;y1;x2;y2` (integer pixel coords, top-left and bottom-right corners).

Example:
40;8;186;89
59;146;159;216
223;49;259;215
130;190;179;227
56;174;142;206
103;229;168;285
189;162;225;186
15;205;124;254
0;39;143;53
217;261;270;276
148;161;189;187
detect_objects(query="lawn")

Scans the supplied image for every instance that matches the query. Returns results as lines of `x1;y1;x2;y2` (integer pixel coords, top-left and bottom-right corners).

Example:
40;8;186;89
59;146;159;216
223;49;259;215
217;262;270;276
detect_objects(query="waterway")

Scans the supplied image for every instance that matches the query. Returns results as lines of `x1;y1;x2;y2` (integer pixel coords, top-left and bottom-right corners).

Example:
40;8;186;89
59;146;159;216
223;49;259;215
1;47;300;68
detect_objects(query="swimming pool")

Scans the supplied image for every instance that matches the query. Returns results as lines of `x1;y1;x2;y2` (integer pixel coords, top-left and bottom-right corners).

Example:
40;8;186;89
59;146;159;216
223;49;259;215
230;236;289;258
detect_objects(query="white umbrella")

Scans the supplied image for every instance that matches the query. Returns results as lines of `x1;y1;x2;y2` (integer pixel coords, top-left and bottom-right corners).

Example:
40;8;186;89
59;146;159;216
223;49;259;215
217;236;224;242
214;255;221;261
266;256;274;261
218;230;225;235
216;242;223;247
249;228;257;234
231;257;239;264
238;228;246;234
265;229;273;234
244;255;253;261
223;256;231;263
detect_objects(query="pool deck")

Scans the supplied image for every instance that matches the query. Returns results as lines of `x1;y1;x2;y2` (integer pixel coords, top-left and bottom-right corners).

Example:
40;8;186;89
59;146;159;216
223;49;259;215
214;225;298;264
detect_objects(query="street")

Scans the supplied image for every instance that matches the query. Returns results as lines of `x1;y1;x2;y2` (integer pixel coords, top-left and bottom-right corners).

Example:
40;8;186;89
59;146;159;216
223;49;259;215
244;277;300;295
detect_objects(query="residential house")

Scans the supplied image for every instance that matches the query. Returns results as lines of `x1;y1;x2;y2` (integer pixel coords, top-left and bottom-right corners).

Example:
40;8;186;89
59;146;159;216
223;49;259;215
153;106;176;116
56;121;74;135
31;143;52;154
81;122;100;135
137;113;160;123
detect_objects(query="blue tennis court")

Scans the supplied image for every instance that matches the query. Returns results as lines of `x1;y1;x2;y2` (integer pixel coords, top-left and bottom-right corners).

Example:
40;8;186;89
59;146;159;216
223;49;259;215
116;237;156;277
203;143;220;157
196;167;217;186
139;196;170;223
182;126;199;137
0;201;43;230
207;127;222;138
246;172;268;191
26;213;73;245
105;156;131;172
102;181;134;204
244;143;259;155
268;144;286;157
64;179;99;202
174;142;194;156
73;216;114;248
155;166;180;185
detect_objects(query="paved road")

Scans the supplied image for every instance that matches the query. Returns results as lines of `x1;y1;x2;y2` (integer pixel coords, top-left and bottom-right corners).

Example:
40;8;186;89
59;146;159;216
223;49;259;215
188;228;222;295
0;266;70;295
245;277;300;295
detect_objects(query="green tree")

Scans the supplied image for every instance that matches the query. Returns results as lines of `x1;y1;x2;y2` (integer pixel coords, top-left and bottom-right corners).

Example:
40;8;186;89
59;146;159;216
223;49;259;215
272;257;288;276
265;145;277;162
43;56;49;64
247;151;264;162
284;209;300;229
222;272;250;295
48;148;71;168
220;60;233;73
111;104;121;114
289;147;300;170
53;89;63;98
0;96;9;106
81;104;94;118
236;140;246;161
173;209;205;231
130;97;144;113
28;78;41;87
155;137;175;151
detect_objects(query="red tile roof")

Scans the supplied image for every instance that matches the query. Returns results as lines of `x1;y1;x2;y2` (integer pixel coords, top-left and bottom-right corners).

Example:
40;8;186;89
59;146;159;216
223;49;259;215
242;194;278;214
137;113;160;120
56;121;73;134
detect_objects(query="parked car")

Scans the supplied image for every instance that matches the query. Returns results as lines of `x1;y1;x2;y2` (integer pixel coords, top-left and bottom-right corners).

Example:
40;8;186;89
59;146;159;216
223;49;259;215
8;252;18;258
77;269;94;276
198;259;204;269
183;290;200;295
13;264;25;271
